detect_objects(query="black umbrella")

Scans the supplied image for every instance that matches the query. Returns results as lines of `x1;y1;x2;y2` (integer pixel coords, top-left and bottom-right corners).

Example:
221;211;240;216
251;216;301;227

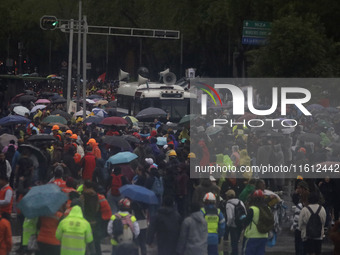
135;107;167;121
27;134;56;142
101;136;132;151
52;98;67;104
51;110;72;120
122;135;140;144
40;92;55;97
18;144;47;162
25;90;36;96
106;101;117;108
84;116;104;124
87;95;103;99
19;95;37;103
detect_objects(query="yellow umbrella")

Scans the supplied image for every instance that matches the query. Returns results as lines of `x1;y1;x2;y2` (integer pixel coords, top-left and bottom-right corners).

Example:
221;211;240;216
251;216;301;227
123;116;138;123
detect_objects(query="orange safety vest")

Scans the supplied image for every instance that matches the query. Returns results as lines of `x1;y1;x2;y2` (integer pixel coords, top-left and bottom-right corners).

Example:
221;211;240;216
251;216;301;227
0;185;13;215
98;194;111;220
53;179;67;189
61;187;77;194
37;211;63;245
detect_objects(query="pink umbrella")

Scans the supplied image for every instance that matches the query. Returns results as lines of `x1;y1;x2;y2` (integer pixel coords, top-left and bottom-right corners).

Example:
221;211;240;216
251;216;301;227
100;117;128;126
35;99;51;104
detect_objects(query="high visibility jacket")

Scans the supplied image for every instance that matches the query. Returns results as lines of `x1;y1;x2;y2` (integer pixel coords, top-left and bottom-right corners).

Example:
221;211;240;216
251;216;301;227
22;217;38;246
37;212;63;245
0;217;12;255
53;178;67;189
56;206;93;255
244;206;268;239
98;194;111;220
201;207;225;245
0;185;13;215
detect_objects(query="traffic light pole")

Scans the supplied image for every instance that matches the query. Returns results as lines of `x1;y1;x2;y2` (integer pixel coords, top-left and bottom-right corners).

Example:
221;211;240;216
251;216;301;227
40;15;180;117
82;16;87;120
67;19;74;111
76;1;82;111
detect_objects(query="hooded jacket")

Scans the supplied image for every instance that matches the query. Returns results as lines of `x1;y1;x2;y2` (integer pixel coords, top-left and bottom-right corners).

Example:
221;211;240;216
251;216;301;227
147;206;181;255
56;206;93;255
176;211;207;255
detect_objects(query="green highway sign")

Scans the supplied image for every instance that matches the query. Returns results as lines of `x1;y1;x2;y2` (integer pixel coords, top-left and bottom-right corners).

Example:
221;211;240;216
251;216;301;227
242;28;271;37
242;20;272;45
243;20;271;29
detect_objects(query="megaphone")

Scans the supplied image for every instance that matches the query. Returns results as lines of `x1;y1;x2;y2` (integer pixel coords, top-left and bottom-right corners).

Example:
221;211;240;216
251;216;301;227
138;74;149;85
159;68;170;77
118;69;129;81
163;72;177;85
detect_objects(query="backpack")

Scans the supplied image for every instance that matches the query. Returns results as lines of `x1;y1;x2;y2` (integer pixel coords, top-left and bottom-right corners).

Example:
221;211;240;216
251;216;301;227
306;206;322;239
112;214;134;243
255;206;274;234
152;177;164;196
233;200;247;228
111;174;123;196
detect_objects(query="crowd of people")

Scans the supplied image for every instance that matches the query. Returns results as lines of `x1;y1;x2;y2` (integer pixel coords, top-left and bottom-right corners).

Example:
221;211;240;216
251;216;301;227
0;90;340;255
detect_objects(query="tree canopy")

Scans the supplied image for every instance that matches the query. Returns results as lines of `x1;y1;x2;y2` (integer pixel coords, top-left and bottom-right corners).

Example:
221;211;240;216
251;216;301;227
0;0;340;79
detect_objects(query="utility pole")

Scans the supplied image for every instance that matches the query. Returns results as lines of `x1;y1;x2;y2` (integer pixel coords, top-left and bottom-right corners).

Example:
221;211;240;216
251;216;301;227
67;19;74;111
82;16;87;119
76;0;82;111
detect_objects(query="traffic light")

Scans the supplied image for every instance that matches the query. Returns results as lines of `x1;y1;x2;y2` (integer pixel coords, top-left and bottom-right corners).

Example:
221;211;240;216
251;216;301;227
40;16;58;30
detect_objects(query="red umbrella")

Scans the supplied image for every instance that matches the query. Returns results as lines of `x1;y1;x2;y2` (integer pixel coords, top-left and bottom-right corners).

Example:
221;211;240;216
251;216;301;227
100;117;128;126
11;93;25;103
97;89;107;94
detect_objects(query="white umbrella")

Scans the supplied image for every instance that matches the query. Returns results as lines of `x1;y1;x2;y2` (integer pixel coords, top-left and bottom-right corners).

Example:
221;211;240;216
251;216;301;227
74;110;91;117
86;99;96;104
31;104;47;113
13;106;30;116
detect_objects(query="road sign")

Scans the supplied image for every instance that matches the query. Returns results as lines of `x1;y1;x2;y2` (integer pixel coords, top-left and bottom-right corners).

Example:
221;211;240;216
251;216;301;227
243;20;271;29
242;37;267;45
242;20;272;45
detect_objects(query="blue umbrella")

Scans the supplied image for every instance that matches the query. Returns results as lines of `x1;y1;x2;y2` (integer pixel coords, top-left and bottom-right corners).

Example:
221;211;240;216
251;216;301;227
0;115;30;126
119;184;158;205
156;137;167;146
106;151;138;165
17;183;68;218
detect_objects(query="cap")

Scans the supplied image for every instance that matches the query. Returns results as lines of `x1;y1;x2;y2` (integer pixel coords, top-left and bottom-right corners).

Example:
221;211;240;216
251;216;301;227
52;125;59;131
209;175;216;182
169;150;177;157
252;189;264;197
65;130;73;135
297;175;303;180
203;192;216;202
87;138;97;145
118;198;131;209
225;189;236;198
145;158;154;165
70;134;78;140
188;152;196;159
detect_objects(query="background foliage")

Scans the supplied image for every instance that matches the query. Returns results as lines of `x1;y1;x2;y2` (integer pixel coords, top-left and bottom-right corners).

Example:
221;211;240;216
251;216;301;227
1;0;340;80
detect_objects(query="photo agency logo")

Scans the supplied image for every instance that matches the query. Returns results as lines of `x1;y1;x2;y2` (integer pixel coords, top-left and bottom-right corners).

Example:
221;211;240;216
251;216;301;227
198;83;312;128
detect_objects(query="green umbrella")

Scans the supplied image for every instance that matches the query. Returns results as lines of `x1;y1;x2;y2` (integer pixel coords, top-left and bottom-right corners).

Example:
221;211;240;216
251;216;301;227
178;114;197;125
42;115;67;125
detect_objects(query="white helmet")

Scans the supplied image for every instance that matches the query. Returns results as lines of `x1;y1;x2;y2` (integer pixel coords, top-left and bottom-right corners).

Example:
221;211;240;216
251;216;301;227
203;192;216;202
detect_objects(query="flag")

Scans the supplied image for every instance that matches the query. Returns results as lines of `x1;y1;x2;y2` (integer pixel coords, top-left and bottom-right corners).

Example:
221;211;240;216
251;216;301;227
97;72;106;83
